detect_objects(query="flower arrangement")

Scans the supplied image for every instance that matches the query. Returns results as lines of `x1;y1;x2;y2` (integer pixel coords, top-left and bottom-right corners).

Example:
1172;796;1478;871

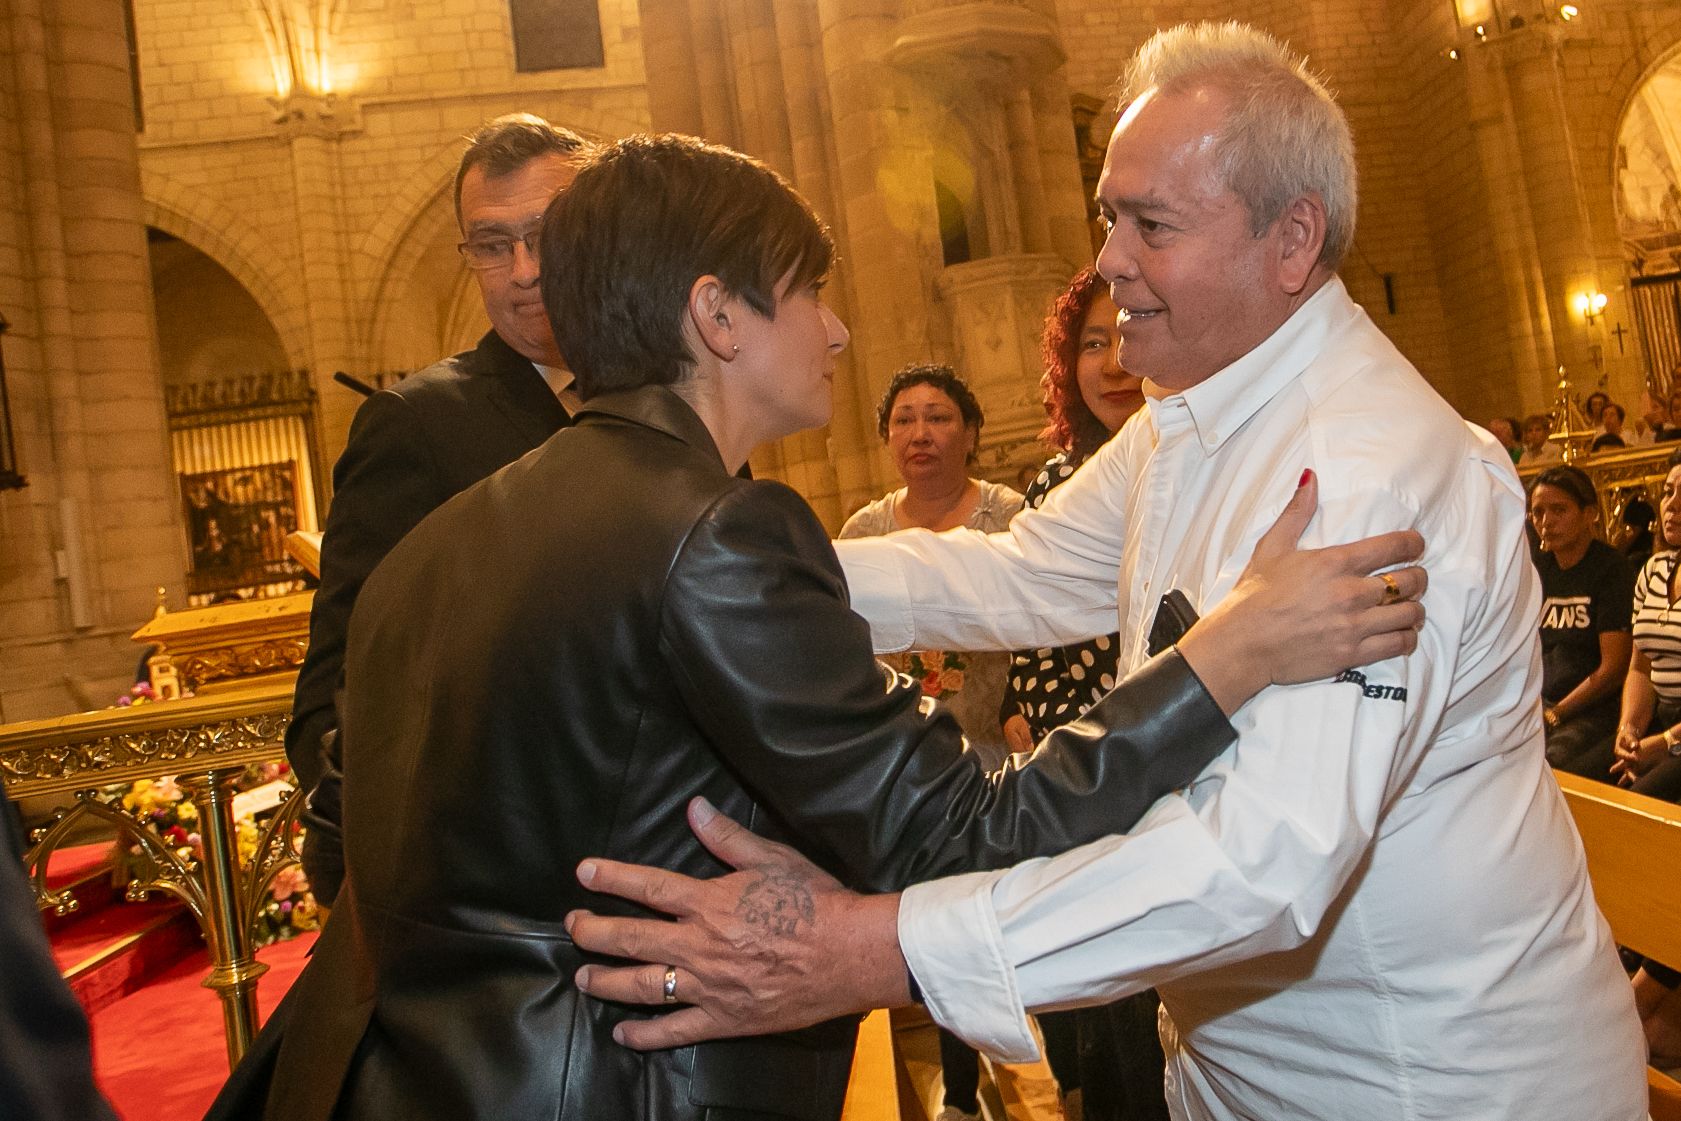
109;761;318;945
114;681;158;707
888;649;969;699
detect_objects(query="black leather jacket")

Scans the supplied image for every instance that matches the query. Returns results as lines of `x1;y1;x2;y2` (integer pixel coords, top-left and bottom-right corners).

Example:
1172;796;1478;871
208;385;1235;1121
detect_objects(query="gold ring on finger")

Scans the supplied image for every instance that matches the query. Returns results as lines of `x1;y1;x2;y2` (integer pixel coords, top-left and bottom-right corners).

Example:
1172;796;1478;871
1379;572;1403;607
662;965;679;1004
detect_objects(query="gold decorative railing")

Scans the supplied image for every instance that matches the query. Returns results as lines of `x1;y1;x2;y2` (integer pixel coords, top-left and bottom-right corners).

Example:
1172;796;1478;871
2;592;315;1069
2;678;300;1067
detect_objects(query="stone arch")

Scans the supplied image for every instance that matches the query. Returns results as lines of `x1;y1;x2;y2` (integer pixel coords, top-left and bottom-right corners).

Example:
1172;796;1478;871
141;172;310;370
1607;27;1681;387
1600;14;1681;198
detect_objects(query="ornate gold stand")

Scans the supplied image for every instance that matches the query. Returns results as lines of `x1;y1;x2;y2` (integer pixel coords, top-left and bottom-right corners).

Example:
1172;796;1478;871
2;661;304;1066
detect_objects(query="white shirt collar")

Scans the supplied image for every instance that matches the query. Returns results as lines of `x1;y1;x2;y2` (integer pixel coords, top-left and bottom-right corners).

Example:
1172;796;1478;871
1145;276;1352;455
533;363;575;397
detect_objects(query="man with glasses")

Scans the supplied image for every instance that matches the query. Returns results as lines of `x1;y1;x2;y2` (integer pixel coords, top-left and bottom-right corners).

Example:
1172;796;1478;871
288;114;591;908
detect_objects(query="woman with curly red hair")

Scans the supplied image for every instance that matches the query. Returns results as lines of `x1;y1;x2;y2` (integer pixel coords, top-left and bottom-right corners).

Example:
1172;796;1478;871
1001;267;1143;752
1001;267;1163;1121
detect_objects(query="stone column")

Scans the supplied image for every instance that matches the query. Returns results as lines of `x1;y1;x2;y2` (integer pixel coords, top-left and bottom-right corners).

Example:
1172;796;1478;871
1497;26;1601;395
277;106;366;483
0;0;185;719
815;0;948;515
1459;39;1557;415
880;0;1081;484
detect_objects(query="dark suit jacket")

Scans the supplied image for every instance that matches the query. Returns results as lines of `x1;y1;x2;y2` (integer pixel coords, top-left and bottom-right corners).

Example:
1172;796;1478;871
209;386;1235;1121
288;330;571;903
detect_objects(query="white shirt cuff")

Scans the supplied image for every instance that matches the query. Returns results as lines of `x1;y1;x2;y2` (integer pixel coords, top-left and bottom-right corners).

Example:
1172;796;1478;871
898;869;1039;1062
833;538;915;653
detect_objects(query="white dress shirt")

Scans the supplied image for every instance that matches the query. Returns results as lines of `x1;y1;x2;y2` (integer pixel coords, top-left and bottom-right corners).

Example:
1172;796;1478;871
535;363;583;414
836;279;1645;1120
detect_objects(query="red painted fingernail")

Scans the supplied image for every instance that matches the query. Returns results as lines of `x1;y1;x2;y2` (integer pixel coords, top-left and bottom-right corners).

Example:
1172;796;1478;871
1298;469;1313;488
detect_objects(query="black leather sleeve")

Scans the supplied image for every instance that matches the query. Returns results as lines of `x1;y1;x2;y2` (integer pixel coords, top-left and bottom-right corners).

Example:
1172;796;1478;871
660;481;1235;894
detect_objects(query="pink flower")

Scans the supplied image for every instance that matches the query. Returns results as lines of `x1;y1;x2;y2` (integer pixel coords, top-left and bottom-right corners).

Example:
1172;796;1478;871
270;865;310;901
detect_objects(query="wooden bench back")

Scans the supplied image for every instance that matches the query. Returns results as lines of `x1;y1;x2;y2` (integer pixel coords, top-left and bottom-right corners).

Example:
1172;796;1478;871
1556;770;1681;1118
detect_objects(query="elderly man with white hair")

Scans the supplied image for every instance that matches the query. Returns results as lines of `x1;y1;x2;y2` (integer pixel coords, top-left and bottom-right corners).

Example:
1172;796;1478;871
565;21;1646;1120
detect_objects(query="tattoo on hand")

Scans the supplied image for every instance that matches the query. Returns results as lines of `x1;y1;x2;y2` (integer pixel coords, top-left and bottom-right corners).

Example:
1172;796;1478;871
735;870;816;938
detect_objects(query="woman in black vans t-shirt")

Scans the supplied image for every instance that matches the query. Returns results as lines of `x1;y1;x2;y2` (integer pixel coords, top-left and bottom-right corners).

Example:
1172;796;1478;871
1530;465;1634;778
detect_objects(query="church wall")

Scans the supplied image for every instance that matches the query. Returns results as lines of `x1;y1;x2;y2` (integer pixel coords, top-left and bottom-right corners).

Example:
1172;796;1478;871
0;0;184;722
129;0;653;459
1049;0;1681;425
9;0;1681;718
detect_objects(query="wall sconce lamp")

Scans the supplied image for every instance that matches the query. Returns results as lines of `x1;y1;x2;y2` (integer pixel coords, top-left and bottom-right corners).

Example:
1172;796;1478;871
0;312;26;490
1574;291;1608;326
1449;1;1583;52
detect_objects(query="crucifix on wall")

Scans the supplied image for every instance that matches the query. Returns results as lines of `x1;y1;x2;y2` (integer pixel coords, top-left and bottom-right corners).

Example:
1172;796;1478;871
1611;322;1629;355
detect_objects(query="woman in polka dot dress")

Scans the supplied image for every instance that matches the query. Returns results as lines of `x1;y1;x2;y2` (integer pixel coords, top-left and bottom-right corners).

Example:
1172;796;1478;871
1000;267;1166;1121
1001;268;1144;751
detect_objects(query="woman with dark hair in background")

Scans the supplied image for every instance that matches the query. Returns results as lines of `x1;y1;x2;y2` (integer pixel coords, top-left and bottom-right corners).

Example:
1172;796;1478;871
1612;449;1681;798
841;366;1053;1121
841;364;1023;771
1530;464;1633;779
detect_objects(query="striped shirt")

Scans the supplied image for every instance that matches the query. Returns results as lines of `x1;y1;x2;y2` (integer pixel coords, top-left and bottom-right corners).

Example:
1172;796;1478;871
1633;550;1681;703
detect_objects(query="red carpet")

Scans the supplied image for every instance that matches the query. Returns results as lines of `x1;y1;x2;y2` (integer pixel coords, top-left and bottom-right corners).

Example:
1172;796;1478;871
88;932;317;1121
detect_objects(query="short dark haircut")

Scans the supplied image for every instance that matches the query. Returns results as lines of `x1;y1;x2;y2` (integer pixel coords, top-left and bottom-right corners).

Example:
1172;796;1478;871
539;134;834;397
1521;413;1551;436
453;114;590;228
1531;464;1598;511
1602;401;1625;423
875;364;984;462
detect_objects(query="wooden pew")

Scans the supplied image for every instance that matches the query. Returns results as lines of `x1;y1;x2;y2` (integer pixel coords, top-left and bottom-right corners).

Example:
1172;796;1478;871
1555;771;1681;1120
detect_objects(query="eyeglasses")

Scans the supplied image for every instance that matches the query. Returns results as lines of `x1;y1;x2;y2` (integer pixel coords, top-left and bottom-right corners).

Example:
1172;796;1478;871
457;226;541;271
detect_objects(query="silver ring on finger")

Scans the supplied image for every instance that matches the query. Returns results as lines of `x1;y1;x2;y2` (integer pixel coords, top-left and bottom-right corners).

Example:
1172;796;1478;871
662;965;679;1004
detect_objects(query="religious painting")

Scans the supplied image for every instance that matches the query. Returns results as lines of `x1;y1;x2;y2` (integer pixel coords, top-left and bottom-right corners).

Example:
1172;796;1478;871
180;461;305;597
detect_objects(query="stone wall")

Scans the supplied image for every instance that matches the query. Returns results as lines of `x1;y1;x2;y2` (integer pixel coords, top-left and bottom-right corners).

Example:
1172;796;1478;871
0;0;182;721
1050;0;1681;421
8;0;1681;719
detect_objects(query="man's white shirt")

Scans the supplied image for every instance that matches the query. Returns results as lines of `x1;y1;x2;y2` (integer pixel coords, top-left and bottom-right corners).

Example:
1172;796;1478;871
836;278;1645;1120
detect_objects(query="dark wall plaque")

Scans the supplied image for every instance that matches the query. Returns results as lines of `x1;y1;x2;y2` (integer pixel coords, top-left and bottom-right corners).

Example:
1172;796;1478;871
509;0;606;72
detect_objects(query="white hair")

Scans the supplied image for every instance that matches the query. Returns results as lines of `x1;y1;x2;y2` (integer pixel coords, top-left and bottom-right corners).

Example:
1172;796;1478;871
1116;21;1358;269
